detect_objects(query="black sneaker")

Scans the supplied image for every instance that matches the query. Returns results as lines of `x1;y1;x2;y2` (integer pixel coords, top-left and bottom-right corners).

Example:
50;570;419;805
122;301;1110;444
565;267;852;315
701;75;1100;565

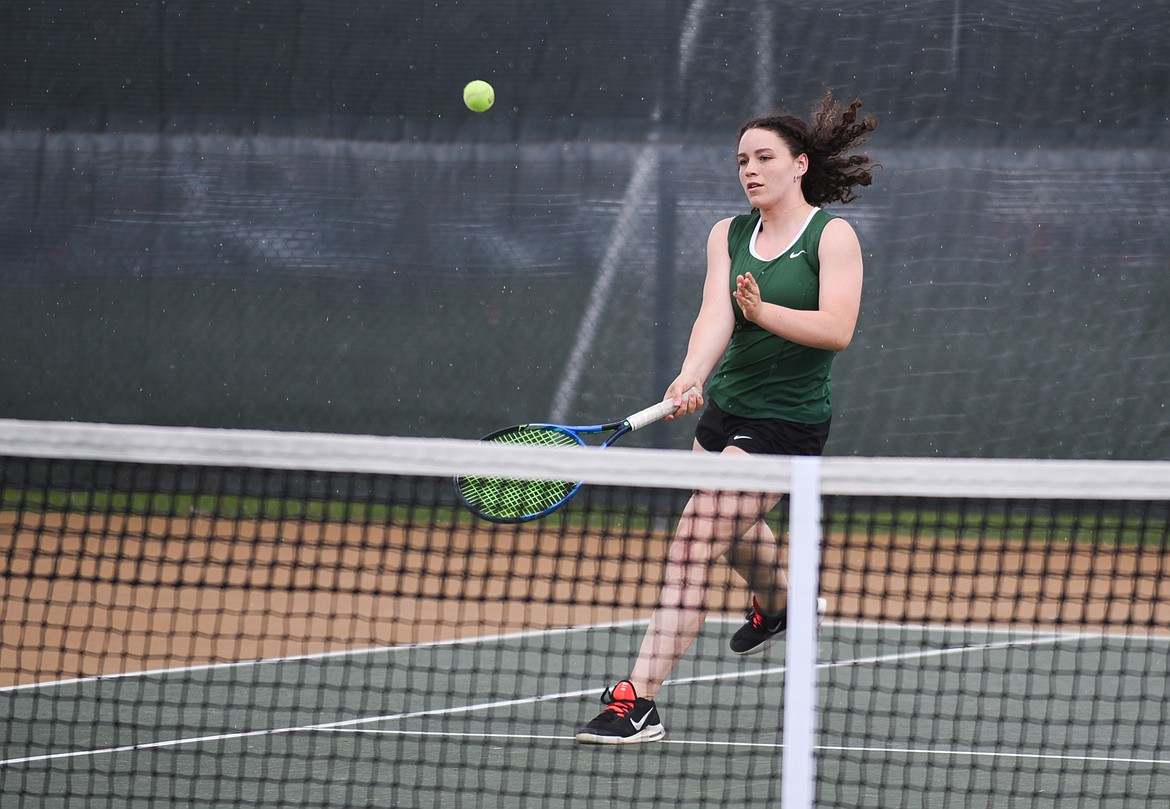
575;680;665;744
730;596;828;656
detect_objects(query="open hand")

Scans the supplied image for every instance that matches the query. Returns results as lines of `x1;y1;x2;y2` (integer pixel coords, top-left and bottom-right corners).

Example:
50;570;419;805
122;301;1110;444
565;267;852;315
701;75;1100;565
733;272;762;322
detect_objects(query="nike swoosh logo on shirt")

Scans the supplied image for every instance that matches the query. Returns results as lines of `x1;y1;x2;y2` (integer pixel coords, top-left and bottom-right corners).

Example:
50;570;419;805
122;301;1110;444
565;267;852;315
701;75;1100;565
789;250;807;259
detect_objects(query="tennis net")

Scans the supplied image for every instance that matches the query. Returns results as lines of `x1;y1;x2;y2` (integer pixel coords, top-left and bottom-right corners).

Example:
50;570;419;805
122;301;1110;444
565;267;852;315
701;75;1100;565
2;419;1168;808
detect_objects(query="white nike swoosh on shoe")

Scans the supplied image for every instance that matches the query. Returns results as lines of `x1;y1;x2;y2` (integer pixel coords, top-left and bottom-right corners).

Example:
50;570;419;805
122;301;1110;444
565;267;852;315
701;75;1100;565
630;712;652;731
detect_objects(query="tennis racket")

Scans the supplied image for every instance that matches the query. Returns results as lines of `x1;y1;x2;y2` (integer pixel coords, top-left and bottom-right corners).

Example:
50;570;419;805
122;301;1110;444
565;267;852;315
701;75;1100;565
455;388;700;523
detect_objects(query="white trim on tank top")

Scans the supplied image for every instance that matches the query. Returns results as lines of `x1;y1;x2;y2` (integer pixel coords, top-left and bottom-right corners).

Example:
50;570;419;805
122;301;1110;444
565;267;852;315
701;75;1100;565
748;207;821;262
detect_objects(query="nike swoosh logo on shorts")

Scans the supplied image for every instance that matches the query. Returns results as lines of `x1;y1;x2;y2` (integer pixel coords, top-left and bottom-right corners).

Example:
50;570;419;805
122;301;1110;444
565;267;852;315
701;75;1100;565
732;434;753;441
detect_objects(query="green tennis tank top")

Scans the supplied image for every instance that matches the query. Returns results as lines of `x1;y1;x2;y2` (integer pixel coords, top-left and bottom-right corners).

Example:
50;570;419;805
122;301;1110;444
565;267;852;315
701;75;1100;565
705;208;838;423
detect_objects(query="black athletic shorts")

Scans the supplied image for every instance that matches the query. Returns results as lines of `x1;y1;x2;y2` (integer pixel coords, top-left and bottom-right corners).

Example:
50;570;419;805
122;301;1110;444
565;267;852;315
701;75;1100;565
694;398;831;457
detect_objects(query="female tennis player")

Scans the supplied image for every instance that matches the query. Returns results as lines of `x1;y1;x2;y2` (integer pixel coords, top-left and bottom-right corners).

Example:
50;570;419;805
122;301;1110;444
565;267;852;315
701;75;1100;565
577;91;878;744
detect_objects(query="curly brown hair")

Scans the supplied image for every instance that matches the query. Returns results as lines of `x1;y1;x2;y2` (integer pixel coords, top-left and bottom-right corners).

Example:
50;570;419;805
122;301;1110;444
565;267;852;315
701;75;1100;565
739;90;879;207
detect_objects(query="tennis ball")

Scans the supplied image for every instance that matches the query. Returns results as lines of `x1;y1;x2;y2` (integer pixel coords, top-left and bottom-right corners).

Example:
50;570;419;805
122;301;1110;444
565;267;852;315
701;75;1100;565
463;80;495;113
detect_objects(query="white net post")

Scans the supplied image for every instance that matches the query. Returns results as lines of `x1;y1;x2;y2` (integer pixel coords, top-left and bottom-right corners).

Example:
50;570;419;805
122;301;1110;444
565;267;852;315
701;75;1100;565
781;456;823;809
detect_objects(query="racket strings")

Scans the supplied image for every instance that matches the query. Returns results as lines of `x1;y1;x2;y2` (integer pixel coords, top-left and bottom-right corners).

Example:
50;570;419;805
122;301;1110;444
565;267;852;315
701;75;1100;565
457;425;581;521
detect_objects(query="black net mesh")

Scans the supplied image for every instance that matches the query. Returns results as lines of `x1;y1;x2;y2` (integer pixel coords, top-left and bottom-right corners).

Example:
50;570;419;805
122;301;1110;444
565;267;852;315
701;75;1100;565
2;425;1168;807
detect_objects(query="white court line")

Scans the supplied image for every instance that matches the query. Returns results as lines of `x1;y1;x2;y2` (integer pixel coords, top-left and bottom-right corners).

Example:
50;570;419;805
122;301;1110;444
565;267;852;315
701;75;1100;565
817;743;1170;769
828;618;1170;644
11;617;1157;696
333;728;788;751
320;730;1170;767
0;626;1072;769
0;618;651;694
665;632;1065;691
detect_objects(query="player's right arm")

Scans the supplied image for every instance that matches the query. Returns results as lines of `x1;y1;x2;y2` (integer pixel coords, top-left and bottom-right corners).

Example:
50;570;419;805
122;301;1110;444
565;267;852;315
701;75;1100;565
666;217;736;416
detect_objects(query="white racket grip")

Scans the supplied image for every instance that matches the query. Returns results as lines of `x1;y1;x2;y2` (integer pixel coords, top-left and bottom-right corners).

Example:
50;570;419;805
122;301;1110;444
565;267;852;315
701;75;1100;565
625;386;701;432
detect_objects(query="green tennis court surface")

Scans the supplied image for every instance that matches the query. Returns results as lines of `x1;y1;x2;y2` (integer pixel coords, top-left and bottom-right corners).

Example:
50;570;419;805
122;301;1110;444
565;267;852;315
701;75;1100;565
5;619;1168;807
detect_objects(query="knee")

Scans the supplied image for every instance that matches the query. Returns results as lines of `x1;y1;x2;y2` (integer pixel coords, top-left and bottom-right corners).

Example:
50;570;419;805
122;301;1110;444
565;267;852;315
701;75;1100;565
664;534;719;581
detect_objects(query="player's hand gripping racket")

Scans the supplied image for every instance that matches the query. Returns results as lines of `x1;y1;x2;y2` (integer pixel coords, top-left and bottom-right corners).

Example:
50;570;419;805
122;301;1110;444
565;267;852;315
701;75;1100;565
455;388;700;523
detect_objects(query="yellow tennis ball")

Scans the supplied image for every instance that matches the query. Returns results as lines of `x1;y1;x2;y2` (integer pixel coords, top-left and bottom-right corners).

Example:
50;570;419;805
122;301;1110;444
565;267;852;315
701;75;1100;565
463;80;495;113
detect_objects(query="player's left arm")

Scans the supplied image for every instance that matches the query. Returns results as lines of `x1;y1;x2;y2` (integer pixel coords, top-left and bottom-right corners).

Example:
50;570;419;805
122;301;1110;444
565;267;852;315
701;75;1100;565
733;217;863;351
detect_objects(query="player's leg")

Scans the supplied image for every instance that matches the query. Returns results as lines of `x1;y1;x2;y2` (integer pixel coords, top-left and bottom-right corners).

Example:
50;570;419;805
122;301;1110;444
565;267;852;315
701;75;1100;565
725;514;826;657
724;514;787;614
576;482;778;744
629;485;779;693
719;418;831;656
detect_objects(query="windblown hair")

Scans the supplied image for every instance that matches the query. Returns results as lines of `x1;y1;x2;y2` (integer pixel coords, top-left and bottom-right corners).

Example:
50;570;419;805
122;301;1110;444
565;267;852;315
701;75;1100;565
739;90;879;207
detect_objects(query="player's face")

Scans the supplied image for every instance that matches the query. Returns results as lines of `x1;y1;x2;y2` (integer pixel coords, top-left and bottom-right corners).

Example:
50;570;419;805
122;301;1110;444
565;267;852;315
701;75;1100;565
737;128;804;208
